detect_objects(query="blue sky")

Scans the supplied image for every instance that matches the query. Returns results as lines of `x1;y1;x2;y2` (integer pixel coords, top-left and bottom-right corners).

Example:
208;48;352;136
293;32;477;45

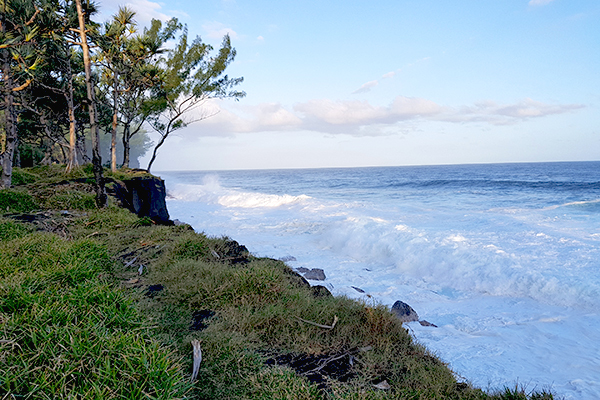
98;0;600;170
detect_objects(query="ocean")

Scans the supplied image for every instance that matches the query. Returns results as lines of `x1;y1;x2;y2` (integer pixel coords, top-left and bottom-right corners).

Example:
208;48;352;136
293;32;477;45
158;161;600;399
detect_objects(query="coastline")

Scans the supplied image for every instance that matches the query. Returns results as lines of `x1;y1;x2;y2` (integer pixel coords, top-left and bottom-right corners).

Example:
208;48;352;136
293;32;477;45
0;165;556;399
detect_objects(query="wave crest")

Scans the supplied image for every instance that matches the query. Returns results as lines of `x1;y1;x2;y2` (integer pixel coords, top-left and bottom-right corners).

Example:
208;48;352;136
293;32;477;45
166;175;311;209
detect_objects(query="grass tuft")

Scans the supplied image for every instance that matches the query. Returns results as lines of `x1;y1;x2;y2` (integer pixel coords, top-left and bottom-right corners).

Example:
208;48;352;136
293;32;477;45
0;189;39;213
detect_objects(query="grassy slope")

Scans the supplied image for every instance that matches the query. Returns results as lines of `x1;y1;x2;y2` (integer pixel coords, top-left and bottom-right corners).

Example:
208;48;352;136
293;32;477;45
0;166;554;400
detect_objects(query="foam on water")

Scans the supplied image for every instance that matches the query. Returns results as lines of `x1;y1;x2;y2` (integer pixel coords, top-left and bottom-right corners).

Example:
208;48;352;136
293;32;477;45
160;163;600;399
168;175;311;209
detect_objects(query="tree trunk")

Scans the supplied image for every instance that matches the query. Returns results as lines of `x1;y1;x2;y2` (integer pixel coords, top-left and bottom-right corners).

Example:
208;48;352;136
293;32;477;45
13;134;20;168
1;56;17;189
65;42;78;172
111;71;118;172
1;12;16;189
76;124;88;164
75;0;106;207
122;121;130;168
146;132;166;173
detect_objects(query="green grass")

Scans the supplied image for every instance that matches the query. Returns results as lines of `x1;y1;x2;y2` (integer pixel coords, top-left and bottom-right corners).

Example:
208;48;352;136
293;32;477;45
0;189;39;213
0;165;556;399
0;233;191;399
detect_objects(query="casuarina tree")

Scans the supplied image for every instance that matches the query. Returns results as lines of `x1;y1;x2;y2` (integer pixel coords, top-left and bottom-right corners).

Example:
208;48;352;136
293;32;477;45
145;22;245;172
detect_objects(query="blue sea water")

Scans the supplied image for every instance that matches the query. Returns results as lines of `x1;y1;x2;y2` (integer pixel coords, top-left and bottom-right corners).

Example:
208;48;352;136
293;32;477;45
159;161;600;399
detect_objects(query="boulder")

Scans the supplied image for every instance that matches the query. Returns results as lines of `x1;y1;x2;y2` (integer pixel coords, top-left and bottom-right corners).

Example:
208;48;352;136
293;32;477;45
391;300;419;323
304;268;326;281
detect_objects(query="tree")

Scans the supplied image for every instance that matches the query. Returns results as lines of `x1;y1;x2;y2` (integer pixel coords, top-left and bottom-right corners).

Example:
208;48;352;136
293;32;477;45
73;0;105;207
0;0;45;188
97;6;135;172
145;24;245;172
118;18;178;168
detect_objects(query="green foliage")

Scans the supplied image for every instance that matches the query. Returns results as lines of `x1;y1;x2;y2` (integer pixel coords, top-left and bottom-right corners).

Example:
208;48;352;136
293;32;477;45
145;20;245;171
18;143;45;168
0;189;38;213
171;236;209;260
9;168;38;185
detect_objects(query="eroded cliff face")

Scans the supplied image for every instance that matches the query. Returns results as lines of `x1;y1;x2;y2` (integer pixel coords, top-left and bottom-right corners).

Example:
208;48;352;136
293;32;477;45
115;176;171;224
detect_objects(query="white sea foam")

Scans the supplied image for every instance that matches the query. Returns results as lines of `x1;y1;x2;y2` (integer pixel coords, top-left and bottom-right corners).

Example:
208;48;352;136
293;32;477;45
159;164;600;400
167;175;311;209
218;193;311;208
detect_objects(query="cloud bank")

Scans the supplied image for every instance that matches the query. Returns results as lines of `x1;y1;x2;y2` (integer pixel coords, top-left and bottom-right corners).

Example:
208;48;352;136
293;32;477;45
189;96;583;138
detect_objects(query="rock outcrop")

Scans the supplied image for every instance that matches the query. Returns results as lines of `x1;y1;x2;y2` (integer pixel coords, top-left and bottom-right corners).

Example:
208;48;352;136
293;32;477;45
303;268;326;281
391;300;419;323
115;176;171;224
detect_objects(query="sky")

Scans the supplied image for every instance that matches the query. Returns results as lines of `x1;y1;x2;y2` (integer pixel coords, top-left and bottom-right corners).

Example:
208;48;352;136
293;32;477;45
96;0;600;171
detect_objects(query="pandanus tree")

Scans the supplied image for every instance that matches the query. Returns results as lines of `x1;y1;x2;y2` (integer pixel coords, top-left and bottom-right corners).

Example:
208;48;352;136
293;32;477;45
97;6;135;172
18;0;89;171
0;0;46;188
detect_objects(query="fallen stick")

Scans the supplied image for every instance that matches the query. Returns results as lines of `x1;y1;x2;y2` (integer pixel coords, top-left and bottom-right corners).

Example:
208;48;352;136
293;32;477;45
86;231;108;238
296;315;339;330
191;340;202;381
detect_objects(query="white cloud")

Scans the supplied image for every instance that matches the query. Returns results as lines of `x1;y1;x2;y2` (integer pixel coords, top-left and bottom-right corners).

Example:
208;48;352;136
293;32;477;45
451;98;583;125
170;96;583;139
528;0;555;6
295;99;389;125
98;0;177;25
182;101;301;137
382;71;397;79
352;80;379;94
202;21;239;40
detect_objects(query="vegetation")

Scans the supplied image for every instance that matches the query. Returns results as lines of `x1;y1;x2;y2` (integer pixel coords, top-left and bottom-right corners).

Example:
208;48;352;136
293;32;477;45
0;166;556;399
0;0;244;196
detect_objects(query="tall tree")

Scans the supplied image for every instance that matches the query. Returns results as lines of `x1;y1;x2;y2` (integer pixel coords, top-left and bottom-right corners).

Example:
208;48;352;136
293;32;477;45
19;0;85;171
73;0;105;206
0;0;44;188
145;25;245;172
118;18;178;168
97;6;135;172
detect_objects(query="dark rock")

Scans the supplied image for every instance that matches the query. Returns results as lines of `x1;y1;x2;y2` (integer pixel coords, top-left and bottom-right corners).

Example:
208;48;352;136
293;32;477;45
391;300;419;322
283;267;311;288
115;176;172;224
216;239;250;264
418;320;437;328
191;309;216;331
296;267;310;273
351;286;365;293
311;285;332;297
146;284;164;297
279;255;297;262
222;239;249;258
303;268;326;281
265;351;355;390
